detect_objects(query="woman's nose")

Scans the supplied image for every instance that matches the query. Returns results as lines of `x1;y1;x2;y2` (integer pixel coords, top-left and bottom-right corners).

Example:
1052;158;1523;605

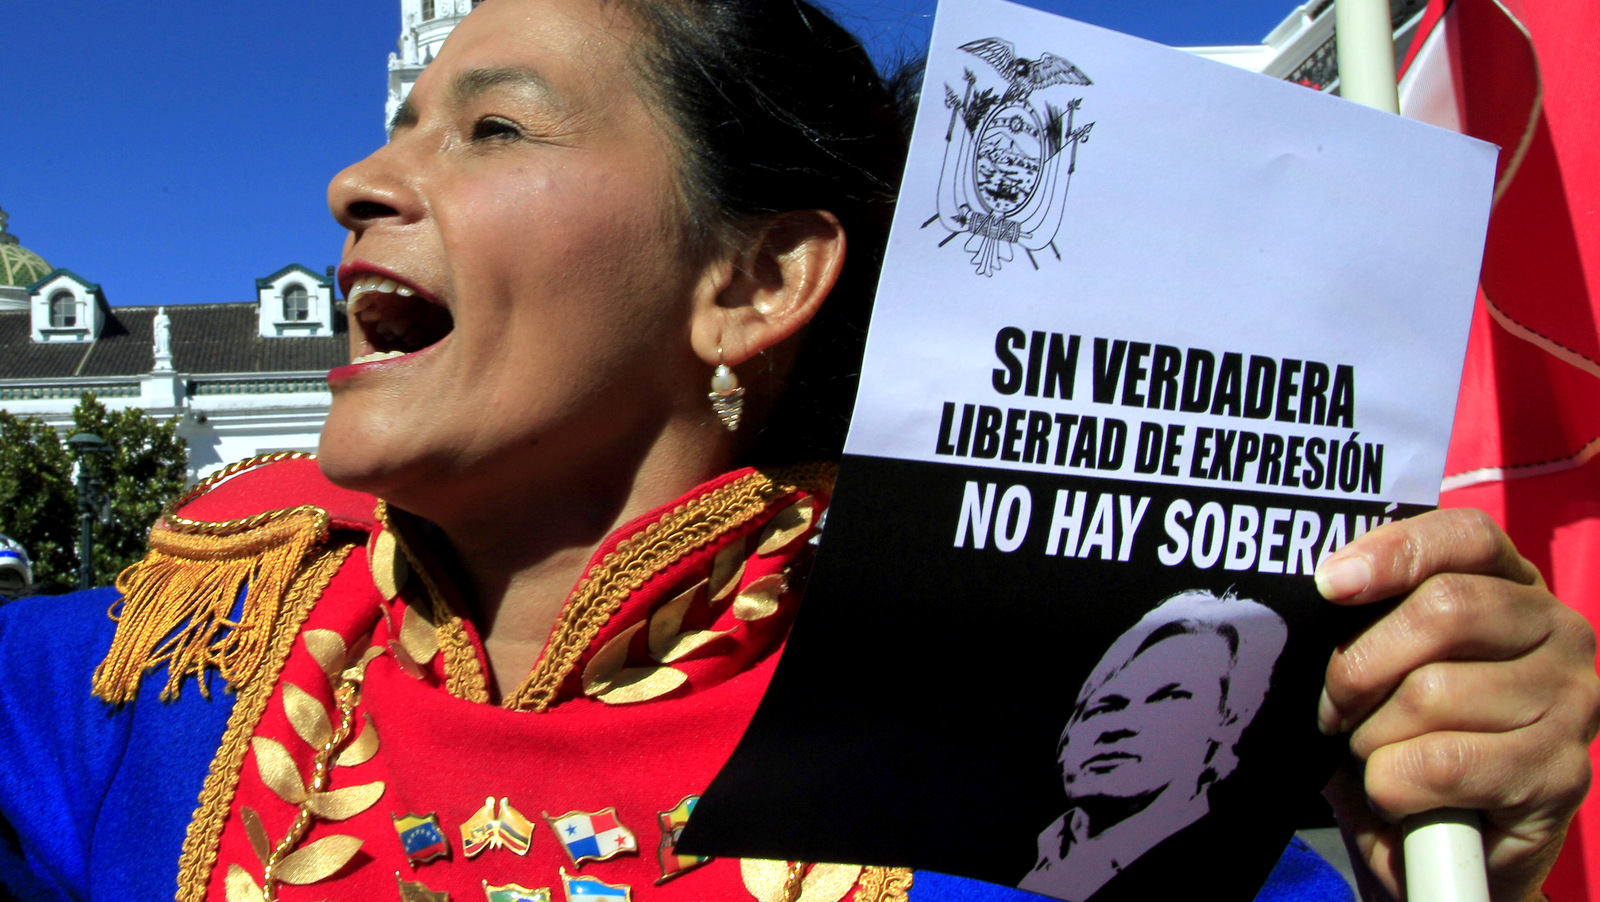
327;146;421;235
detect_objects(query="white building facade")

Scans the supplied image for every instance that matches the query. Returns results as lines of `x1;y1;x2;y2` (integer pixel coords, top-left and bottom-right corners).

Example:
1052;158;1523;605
387;0;485;129
0;212;346;481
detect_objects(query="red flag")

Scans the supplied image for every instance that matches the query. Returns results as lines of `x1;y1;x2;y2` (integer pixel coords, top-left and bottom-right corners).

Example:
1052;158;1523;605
1401;0;1600;897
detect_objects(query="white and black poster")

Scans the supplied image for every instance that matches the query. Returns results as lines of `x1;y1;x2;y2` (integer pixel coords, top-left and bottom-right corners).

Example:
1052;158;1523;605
681;0;1498;898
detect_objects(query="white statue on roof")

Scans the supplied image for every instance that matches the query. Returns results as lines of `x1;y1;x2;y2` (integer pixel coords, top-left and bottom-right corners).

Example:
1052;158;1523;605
152;306;173;371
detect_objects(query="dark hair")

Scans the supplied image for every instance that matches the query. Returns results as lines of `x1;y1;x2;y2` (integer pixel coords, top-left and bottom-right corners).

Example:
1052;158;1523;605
618;0;920;461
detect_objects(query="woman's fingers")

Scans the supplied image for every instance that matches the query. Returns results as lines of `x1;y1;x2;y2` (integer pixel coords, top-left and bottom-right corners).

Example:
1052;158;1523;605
1323;760;1403;900
1362;729;1592;822
1325;748;1579;902
1346;658;1550;756
1320;573;1565;734
1315;508;1543;606
1361;730;1587;902
1313;508;1600;902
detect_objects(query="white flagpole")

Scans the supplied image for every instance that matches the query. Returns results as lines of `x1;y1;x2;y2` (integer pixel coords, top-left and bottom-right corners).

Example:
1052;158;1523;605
1334;3;1489;901
1335;0;1401;113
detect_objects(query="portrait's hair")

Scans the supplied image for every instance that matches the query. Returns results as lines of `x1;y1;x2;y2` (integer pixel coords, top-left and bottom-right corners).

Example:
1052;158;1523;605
615;0;921;461
1067;590;1289;789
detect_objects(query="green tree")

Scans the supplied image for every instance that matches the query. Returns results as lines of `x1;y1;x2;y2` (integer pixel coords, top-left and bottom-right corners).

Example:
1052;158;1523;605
0;412;76;583
0;394;188;588
71;394;190;586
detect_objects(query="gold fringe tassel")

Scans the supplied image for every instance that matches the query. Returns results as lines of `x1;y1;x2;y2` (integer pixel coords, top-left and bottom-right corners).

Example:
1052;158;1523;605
91;506;331;704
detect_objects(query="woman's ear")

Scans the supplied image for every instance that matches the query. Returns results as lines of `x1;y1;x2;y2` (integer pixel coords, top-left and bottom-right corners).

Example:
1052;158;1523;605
690;209;846;366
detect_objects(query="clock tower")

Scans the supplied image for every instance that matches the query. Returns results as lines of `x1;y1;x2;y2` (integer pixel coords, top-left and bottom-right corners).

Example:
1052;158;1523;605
386;0;482;128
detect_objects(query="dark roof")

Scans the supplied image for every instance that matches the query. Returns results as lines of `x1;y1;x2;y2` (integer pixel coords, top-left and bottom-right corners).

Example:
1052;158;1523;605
0;304;348;380
27;268;102;296
256;263;334;290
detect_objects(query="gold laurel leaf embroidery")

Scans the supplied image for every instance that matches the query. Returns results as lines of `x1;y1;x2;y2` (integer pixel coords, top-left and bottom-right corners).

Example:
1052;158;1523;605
657;629;736;664
740;859;790;902
740;861;862;902
581;620;646;697
370;528;410;601
342;646;384;684
595;665;689;705
647;580;706;660
390;635;427;680
282;683;333;750
506;464;834;712
710;538;747;602
225;864;266;902
755;498;814;555
240;806;271;867
273;834;364;885
335;713;380;768
800;864;864;902
398;603;440;666
733;573;786;622
302;630;347;681
250;737;307;804
302;781;386;821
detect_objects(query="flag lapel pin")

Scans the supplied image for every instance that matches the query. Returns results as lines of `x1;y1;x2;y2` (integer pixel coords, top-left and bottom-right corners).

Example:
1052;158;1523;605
461;796;535;858
392;812;451;866
397;872;451;902
544;807;639;867
654;795;710;885
482;881;552;902
559;866;631;902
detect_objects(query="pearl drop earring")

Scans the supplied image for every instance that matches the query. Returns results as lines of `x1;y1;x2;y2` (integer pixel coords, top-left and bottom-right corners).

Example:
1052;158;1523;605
709;349;745;432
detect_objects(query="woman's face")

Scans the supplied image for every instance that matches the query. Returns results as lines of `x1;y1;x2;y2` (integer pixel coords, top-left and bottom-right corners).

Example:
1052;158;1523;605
320;0;711;506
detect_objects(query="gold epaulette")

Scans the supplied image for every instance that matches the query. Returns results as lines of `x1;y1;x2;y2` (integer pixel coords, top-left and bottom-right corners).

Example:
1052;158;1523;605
91;454;353;704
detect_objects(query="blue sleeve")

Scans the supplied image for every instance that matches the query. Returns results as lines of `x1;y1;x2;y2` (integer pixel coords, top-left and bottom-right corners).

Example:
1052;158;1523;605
1255;836;1356;902
0;588;132;901
0;589;238;902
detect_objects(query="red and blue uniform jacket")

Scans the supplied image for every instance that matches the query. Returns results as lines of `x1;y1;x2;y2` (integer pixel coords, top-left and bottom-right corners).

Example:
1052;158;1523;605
0;456;1349;902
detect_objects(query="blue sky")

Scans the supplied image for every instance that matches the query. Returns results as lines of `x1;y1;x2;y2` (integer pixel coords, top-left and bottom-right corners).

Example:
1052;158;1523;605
2;1;1298;308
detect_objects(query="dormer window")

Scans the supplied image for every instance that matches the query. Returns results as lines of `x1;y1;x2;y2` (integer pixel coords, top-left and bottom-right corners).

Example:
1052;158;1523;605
256;264;335;338
283;284;310;321
49;291;76;328
422;0;434;19
29;270;105;342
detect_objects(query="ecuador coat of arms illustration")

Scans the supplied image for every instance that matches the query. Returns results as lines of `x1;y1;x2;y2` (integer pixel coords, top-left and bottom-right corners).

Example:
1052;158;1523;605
928;37;1095;277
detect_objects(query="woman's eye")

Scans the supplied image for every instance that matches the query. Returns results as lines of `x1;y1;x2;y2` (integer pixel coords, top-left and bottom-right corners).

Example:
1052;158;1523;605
470;117;522;142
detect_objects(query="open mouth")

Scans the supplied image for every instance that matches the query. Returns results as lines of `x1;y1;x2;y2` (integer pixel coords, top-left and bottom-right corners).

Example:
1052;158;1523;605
346;273;454;364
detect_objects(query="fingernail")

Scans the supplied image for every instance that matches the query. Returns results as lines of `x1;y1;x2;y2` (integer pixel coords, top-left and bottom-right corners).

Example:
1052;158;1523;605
1317;687;1340;735
1315;555;1372;600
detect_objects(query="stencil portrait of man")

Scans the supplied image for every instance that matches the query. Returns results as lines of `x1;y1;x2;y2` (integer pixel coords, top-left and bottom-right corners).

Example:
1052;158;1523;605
1018;590;1289;901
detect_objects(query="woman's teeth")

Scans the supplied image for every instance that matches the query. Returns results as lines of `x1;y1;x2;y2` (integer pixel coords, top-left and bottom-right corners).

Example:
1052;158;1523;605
347;275;416;313
352;350;408;364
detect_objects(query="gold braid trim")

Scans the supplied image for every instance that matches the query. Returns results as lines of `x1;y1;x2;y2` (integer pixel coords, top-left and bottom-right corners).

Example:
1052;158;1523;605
855;867;914;902
92;505;332;704
162;452;318;529
505;462;836;712
173;540;354;902
375;500;490;703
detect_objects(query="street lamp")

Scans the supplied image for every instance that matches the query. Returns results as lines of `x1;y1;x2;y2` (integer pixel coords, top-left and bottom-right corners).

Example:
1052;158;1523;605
66;432;108;591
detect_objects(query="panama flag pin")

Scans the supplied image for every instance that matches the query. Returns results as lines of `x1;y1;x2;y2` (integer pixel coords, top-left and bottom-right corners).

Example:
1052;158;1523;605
544;807;638;867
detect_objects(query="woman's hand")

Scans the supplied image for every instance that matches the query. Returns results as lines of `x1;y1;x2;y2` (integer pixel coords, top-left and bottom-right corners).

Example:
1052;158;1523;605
1315;508;1600;901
